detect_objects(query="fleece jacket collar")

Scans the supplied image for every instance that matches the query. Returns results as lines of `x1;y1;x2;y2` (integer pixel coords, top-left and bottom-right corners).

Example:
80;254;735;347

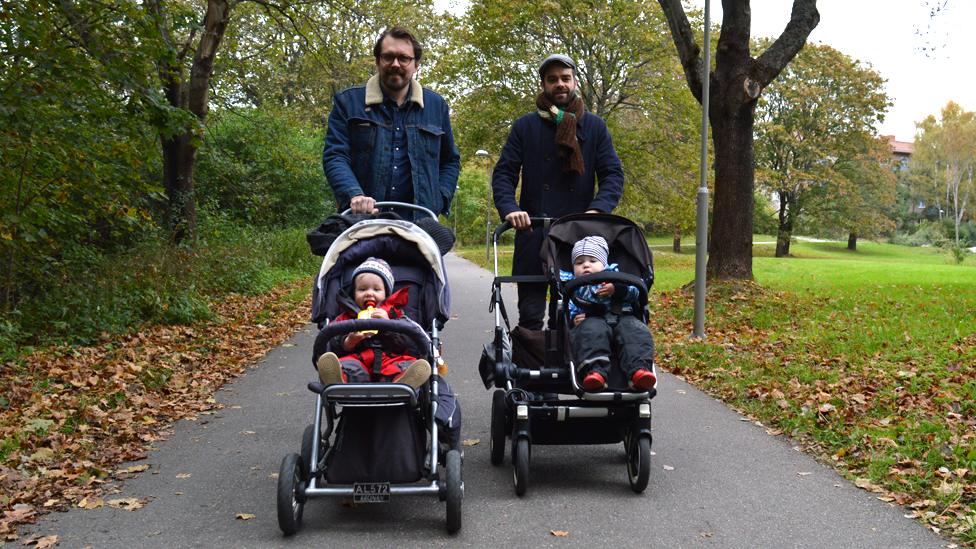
365;74;424;108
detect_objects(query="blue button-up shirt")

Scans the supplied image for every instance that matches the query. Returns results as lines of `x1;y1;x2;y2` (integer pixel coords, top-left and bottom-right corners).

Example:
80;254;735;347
386;92;413;204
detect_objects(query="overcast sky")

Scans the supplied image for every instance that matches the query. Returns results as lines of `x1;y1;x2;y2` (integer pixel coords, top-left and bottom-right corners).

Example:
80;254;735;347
432;0;975;142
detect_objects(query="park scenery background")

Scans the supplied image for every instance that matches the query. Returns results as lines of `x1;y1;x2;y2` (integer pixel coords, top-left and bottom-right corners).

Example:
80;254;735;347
1;1;974;545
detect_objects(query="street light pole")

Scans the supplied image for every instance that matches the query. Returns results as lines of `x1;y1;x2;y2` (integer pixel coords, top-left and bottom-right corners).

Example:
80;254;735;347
692;0;711;340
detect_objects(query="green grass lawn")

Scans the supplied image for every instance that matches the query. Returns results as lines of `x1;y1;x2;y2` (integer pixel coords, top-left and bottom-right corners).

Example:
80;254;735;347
457;237;976;544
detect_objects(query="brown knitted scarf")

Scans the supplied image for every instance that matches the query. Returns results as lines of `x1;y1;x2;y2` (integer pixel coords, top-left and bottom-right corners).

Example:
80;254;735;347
536;92;585;175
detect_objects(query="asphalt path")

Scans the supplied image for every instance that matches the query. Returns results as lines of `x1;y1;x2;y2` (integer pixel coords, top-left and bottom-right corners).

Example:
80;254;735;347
23;254;947;548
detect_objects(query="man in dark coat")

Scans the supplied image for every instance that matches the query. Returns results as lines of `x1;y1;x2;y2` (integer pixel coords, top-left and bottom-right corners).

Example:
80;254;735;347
491;54;624;330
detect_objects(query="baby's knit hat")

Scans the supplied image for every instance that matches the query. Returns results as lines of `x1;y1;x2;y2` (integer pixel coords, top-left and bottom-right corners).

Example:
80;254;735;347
352;257;394;294
571;236;609;267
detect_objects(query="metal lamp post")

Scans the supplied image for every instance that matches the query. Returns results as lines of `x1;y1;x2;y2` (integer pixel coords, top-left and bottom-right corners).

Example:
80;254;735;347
692;0;711;339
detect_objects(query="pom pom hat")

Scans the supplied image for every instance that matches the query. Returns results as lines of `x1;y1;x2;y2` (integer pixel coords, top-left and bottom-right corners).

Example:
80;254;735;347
352;257;394;294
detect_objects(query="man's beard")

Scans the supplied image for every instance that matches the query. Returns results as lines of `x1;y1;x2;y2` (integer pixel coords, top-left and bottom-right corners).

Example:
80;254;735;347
381;67;409;92
545;88;576;108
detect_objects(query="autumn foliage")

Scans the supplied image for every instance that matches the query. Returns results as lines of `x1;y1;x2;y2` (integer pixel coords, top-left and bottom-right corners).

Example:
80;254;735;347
0;280;311;539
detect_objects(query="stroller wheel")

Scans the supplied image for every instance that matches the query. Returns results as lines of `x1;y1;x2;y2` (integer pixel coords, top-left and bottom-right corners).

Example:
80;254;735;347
277;453;306;535
627;436;651;493
489;390;507;465
513;438;530;496
445;449;463;534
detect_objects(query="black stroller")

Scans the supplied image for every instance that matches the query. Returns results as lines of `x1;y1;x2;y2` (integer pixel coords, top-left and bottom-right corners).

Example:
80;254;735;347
478;212;656;495
276;203;462;535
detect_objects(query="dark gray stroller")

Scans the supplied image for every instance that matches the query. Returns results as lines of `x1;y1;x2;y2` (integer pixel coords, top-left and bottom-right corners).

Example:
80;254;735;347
478;212;656;495
277;203;462;535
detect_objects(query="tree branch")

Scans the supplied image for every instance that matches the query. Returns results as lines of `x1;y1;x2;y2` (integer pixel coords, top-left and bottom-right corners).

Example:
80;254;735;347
752;0;820;87
656;0;703;102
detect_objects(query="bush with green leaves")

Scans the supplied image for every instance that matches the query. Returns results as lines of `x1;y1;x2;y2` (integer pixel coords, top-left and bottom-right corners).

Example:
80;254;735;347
195;108;331;229
0;207;319;355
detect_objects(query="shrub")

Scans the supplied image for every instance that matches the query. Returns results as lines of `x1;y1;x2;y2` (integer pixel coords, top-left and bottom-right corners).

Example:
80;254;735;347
195;108;331;229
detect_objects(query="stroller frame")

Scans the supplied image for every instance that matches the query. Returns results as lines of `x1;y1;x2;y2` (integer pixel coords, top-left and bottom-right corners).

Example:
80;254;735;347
277;203;462;535
484;214;655;495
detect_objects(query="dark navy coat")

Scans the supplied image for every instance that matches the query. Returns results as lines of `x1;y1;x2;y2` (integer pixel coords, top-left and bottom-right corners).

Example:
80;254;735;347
491;110;624;275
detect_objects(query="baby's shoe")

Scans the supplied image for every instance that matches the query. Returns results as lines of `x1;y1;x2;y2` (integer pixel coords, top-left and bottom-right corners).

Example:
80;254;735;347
630;368;656;391
316;352;345;385
582;371;607;391
394;359;431;389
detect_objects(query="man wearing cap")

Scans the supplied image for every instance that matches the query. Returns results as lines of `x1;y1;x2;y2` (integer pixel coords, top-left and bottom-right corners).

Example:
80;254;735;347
491;53;624;330
323;26;461;217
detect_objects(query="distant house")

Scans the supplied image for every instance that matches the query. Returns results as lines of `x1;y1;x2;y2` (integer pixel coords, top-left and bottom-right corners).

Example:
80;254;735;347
885;135;915;171
885;135;924;215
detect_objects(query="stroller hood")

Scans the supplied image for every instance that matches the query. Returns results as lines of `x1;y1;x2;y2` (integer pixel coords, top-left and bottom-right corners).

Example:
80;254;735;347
312;219;450;326
541;213;654;288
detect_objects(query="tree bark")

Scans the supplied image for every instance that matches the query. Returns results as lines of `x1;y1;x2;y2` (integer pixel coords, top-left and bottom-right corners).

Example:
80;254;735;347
656;0;820;279
672;232;682;253
153;0;230;244
775;191;792;257
847;231;857;250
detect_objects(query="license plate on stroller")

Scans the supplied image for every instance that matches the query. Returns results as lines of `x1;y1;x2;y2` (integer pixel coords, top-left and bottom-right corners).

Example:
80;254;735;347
353;482;390;503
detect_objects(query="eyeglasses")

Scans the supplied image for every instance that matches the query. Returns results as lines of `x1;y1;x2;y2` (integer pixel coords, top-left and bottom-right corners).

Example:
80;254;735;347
379;53;415;65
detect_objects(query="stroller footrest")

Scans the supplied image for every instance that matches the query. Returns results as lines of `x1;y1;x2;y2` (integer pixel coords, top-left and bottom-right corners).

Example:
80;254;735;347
308;382;418;407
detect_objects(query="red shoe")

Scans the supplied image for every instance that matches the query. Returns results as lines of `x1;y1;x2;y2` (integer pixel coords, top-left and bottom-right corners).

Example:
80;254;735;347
631;369;656;391
582;371;606;391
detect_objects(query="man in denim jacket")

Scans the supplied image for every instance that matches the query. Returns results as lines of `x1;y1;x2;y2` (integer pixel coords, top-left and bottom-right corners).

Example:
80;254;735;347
323;27;460;216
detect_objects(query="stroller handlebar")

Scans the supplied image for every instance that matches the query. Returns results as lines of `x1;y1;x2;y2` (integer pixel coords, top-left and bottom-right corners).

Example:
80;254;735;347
492;217;552;241
317;318;431;357
341;201;437;220
561;271;648;312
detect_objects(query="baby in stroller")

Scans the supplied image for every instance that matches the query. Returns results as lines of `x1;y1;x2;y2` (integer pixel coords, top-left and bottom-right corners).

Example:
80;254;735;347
559;236;656;392
315;257;431;389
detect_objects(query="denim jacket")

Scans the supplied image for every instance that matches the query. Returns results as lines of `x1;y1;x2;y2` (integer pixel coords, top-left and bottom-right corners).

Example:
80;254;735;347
323;75;461;215
558;264;639;318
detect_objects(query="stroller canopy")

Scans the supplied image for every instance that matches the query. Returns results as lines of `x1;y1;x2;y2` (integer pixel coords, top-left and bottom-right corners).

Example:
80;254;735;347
541;213;654;288
312;219;451;327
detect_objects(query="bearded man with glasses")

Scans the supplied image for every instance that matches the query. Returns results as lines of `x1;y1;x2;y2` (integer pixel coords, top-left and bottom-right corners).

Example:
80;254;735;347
324;27;460;218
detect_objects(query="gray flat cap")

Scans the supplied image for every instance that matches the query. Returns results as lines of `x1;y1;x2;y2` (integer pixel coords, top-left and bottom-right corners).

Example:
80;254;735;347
538;54;577;77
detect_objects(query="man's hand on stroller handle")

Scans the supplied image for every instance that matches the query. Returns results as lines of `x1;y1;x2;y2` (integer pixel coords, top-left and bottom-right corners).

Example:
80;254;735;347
504;211;531;230
349;194;379;214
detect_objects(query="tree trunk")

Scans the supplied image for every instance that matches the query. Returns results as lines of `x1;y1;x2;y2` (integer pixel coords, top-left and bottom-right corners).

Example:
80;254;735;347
156;0;230;244
847;231;857;251
708;95;757;277
672;232;681;253
656;0;819;280
775;190;791;257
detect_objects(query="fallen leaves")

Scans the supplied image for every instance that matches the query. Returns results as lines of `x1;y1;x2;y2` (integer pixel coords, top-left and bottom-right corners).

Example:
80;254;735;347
461;439;480;447
652;284;976;545
235;513;256;521
76;498;104;510
550;530;568;537
107;498;146;511
0;278;311;538
22;534;58;548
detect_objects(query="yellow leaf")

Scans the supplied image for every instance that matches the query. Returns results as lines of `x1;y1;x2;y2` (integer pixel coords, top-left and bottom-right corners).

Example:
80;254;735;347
550;530;569;537
236;513;256;521
118;464;150;474
24;534;59;548
176;473;192;479
78;497;104;509
107;498;145;511
461;439;480;447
